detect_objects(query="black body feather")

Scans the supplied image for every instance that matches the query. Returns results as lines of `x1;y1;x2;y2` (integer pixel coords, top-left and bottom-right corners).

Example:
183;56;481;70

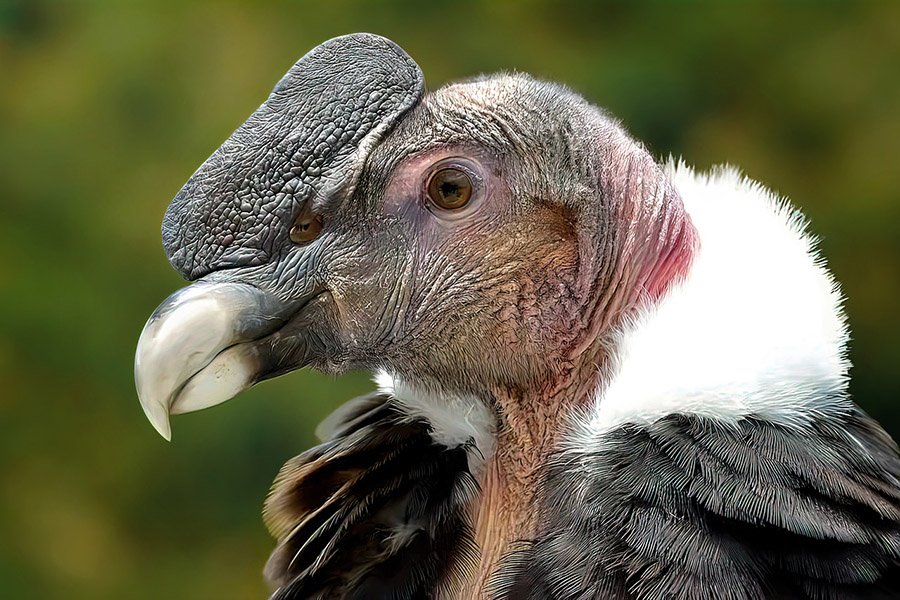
493;408;900;599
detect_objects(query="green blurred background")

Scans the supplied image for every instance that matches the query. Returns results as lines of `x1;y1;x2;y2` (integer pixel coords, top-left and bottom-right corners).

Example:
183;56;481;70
2;1;899;598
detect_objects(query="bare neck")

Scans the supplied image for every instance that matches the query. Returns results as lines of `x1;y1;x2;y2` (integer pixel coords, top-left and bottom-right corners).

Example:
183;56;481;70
457;367;601;597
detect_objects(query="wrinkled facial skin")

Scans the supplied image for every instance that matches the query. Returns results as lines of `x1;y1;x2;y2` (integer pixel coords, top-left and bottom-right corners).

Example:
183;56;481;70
340;92;592;392
136;34;669;438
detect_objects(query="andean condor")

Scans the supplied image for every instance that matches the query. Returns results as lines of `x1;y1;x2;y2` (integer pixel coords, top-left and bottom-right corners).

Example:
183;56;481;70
135;34;900;599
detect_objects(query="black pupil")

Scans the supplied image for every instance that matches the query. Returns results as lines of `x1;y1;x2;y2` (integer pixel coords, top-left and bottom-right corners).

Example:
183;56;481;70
440;180;461;200
431;168;471;208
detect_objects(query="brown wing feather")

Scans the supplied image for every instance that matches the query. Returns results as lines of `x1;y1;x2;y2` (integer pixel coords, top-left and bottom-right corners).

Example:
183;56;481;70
264;393;479;600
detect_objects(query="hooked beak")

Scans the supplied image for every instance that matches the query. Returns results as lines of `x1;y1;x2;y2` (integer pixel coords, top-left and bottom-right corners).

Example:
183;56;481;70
135;282;318;440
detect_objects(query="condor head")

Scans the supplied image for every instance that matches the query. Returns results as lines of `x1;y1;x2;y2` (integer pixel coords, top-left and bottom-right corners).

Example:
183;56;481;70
135;33;690;440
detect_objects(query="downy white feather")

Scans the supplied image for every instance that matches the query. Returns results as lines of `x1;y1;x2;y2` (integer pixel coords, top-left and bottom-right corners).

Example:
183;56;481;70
375;371;496;474
576;161;851;447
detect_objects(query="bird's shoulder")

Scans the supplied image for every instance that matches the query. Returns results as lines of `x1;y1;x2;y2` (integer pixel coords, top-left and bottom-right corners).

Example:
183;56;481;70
493;406;900;600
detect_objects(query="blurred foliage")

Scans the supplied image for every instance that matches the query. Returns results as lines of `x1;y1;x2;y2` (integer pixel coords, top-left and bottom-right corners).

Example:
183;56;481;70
1;1;899;598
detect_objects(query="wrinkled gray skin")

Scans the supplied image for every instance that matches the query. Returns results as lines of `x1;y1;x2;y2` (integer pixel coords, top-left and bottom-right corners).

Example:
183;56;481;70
135;33;679;442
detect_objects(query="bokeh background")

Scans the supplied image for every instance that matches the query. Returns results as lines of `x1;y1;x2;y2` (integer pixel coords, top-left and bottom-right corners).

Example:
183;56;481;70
2;1;899;598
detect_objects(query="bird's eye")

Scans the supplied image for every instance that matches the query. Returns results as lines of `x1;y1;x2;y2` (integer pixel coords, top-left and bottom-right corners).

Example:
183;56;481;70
427;167;473;210
290;208;323;245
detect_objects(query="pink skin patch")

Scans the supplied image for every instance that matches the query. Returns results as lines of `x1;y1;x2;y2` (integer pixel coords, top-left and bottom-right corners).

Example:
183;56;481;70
641;208;698;301
609;147;699;307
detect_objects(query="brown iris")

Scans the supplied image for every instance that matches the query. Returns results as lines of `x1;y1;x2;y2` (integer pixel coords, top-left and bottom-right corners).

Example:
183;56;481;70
427;167;473;210
290;206;323;245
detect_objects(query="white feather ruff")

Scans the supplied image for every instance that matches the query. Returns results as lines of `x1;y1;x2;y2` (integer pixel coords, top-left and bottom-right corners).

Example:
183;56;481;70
576;161;851;445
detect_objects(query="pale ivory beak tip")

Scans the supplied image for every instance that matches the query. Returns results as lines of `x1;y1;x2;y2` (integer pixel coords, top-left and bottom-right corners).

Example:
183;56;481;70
139;393;173;441
156;421;173;442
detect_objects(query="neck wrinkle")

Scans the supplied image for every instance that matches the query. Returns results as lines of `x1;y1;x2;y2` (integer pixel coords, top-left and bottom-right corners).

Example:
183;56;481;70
463;376;600;599
571;150;698;365
614;150;698;304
